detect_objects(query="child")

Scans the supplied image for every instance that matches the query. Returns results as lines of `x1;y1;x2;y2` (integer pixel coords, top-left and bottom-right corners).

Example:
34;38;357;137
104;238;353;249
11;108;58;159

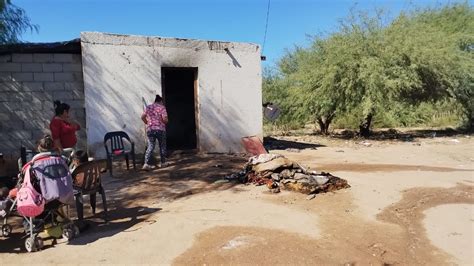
0;187;14;217
38;134;55;153
70;150;88;172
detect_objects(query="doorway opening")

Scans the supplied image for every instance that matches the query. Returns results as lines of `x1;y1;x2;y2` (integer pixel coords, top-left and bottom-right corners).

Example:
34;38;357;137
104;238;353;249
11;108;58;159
161;67;198;151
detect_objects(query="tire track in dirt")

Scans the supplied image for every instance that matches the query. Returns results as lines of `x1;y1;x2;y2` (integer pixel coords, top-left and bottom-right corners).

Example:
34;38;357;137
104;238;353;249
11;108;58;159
377;183;474;264
174;184;473;265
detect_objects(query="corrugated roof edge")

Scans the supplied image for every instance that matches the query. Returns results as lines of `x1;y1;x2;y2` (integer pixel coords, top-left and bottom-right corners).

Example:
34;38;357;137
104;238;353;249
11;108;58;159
0;38;81;55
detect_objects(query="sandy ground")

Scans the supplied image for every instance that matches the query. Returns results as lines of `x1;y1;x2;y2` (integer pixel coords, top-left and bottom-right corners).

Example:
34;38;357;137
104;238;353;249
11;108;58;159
0;135;473;265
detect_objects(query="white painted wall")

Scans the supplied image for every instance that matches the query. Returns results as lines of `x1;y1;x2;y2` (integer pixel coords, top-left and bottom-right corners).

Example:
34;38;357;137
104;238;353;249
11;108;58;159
81;32;262;158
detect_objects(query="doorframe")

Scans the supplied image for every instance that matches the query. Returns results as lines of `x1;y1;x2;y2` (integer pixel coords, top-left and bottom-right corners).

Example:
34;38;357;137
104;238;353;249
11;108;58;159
193;68;200;152
160;67;199;152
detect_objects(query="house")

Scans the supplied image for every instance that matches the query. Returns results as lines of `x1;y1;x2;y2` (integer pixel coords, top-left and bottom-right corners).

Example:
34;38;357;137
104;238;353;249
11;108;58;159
0;32;263;159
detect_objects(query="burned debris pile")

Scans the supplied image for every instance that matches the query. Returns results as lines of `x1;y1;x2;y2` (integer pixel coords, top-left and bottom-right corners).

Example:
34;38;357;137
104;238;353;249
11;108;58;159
226;154;350;195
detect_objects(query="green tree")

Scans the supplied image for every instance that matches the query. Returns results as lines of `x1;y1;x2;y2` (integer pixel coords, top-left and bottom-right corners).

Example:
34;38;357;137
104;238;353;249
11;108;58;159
0;0;37;44
264;2;473;135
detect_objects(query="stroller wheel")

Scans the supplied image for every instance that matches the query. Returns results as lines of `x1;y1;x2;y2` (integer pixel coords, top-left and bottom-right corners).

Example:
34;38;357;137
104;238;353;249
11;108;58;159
62;228;74;241
73;224;80;237
35;237;44;250
1;224;12;237
25;237;37;252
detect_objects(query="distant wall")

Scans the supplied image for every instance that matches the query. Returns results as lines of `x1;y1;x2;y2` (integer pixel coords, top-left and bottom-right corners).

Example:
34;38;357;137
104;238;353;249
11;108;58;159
81;32;263;158
0;53;86;159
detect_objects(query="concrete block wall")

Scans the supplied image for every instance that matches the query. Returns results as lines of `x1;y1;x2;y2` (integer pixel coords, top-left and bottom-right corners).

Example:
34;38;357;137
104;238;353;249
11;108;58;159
0;53;86;159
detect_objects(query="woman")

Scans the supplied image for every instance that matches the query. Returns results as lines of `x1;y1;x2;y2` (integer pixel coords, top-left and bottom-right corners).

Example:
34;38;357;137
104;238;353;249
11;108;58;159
49;101;81;154
141;94;169;170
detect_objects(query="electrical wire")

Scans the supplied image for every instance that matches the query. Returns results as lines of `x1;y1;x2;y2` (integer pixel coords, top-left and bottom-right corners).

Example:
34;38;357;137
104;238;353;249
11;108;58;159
262;0;271;54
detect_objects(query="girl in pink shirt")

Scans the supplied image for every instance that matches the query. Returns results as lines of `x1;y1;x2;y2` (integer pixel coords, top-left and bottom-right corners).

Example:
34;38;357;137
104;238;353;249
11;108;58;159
141;95;169;170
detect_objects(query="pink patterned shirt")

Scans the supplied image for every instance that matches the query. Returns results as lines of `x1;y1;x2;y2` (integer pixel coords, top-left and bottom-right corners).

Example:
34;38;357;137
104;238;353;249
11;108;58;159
143;103;168;131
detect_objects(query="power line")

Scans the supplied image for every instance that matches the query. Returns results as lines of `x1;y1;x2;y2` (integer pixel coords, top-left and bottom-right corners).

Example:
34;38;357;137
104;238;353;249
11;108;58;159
262;0;271;54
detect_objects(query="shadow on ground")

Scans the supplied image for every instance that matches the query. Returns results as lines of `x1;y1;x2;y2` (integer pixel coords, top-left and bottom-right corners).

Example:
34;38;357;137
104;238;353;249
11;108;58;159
331;128;472;141
0;153;248;253
106;153;248;207
68;206;161;246
264;136;325;150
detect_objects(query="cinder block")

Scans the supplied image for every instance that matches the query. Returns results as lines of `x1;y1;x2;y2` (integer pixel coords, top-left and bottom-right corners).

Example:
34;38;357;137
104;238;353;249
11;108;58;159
0;132;10;140
72;54;82;63
12;72;34;82
0;141;18;151
68;100;84;108
72;108;85;118
32;91;52;102
73;72;83;81
54;73;74;82
64;81;83;91
12;54;33;63
0;112;9;121
1;119;23;130
0;63;21;72
34;73;54;82
0;72;11;81
42;63;63;72
53;54;74;63
33;54;54;63
53;90;73;100
19;139;37;150
44;82;64;91
42;101;55;113
0;102;22;112
22;82;43;92
30;92;49;107
63;63;82;72
0;55;12;63
32;129;50;141
72;89;84;100
21;63;42;72
0;82;21;93
6;92;30;102
21;113;49;128
9;130;32;140
15;110;48;123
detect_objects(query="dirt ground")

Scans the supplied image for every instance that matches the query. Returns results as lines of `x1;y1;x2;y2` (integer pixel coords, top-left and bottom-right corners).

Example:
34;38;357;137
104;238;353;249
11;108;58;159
0;134;473;265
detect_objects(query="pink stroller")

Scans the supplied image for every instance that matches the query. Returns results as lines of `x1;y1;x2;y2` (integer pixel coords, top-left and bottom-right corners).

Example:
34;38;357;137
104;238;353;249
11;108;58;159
3;153;79;252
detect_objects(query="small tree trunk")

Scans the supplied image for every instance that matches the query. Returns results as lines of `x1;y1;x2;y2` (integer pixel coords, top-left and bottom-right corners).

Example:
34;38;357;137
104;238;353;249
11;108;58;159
317;117;328;135
359;113;373;137
317;113;335;135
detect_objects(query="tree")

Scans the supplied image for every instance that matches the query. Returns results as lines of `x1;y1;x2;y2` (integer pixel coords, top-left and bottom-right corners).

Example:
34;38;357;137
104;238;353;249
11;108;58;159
263;2;473;135
391;3;474;129
0;0;37;44
262;67;310;130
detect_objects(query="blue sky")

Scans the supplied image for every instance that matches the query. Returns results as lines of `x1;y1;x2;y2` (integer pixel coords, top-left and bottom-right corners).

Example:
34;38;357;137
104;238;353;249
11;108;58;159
16;0;458;66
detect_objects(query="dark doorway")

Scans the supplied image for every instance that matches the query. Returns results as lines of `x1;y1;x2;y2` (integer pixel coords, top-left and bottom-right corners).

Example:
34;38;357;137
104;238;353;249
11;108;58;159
162;67;197;151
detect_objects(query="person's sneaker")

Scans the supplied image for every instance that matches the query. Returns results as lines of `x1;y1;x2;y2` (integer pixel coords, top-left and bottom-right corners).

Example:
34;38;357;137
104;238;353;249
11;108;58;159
158;162;170;168
142;164;156;170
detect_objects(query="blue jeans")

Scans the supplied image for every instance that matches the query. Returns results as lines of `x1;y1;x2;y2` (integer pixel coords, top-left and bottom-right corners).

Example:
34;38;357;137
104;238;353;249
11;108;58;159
145;130;167;164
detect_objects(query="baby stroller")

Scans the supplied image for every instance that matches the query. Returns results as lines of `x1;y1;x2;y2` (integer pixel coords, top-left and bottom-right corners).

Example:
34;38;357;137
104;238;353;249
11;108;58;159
2;152;79;252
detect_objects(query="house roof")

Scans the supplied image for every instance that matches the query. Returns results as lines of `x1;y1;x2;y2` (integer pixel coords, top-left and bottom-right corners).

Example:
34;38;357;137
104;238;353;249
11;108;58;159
0;39;81;54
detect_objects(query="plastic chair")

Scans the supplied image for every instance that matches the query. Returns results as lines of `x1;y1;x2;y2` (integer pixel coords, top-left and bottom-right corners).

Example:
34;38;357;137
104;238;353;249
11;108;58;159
71;159;108;221
19;147;75;170
103;131;136;177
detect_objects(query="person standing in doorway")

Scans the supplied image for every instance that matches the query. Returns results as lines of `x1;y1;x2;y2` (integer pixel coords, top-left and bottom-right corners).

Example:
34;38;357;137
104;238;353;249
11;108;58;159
141;94;169;170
